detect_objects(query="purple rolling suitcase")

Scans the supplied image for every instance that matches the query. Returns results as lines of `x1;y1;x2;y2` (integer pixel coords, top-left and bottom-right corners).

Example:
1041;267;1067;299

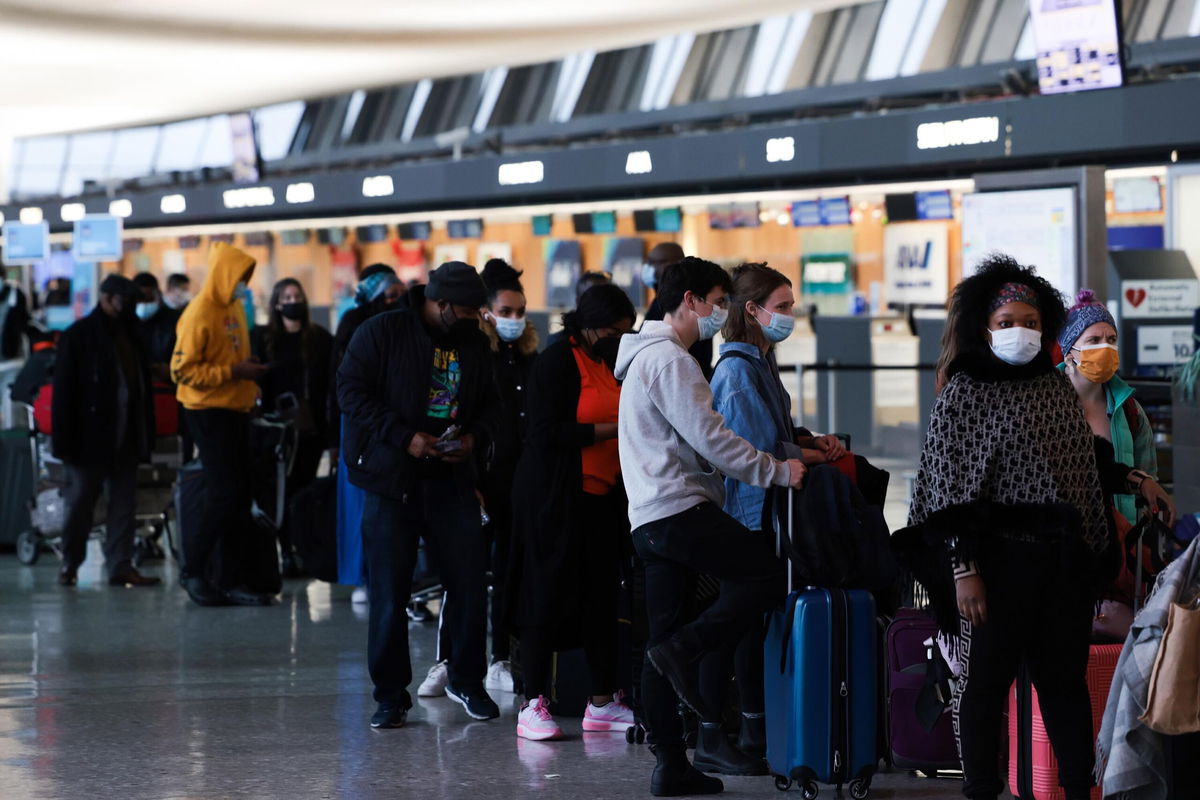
885;609;959;775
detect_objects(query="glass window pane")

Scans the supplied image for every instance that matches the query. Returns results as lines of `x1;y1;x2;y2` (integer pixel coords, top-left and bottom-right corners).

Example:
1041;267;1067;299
155;118;209;173
108;127;159;181
60;130;114;197
15;135;69;198
197;116;234;168
900;0;950;75
254;101;305;161
341;90;367;141
865;0;927;81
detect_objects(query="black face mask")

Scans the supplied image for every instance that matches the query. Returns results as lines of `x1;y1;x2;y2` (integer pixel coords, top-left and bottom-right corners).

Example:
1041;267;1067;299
439;306;479;340
591;334;624;371
279;302;307;321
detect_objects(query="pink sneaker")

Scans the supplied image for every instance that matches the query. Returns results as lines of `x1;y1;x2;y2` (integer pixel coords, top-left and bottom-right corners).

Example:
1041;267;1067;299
582;693;636;732
517;696;564;741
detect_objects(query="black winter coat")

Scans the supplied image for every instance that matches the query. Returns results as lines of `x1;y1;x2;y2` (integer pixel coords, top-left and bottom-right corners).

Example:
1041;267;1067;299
337;286;498;500
251;324;334;445
508;338;627;640
137;304;180;368
328;299;391;447
51;308;154;468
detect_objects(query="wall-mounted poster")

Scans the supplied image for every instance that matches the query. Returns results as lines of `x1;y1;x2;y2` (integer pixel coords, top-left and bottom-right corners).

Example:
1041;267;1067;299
477;241;514;268
433;243;469;267
603;237;645;305
544;239;583;309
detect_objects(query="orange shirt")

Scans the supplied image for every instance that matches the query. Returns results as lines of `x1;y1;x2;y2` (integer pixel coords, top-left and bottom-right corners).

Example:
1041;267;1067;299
572;345;621;495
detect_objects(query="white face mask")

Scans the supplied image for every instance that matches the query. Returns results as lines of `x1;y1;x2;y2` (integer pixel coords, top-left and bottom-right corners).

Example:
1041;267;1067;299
135;301;159;321
641;263;658;289
489;314;525;342
989;326;1042;365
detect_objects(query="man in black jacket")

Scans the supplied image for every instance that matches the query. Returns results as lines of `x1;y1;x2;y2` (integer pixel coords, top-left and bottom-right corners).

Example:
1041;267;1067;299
132;272;180;384
51;275;160;589
338;261;500;729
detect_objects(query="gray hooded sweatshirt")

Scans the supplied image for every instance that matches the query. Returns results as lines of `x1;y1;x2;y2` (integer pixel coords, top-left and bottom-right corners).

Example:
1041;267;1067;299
614;320;791;530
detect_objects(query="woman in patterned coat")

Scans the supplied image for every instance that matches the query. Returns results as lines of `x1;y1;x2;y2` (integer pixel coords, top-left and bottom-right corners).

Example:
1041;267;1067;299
896;254;1174;800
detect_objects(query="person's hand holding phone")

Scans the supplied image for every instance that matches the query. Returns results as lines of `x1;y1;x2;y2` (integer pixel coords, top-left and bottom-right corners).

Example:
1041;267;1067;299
407;432;440;459
439;432;474;464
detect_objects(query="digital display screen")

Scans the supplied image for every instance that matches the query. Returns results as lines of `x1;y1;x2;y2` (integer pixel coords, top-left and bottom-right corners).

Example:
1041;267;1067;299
532;215;553;237
791;201;823;228
72;216;123;262
1030;0;1123;95
654;207;682;233
962;187;1078;298
916;190;955;220
819;197;852;226
398;222;432;241
447;219;483;239
2;221;50;263
592;211;617;234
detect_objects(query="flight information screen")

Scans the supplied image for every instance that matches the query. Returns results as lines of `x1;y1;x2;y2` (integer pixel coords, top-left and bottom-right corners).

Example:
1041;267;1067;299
1030;0;1124;95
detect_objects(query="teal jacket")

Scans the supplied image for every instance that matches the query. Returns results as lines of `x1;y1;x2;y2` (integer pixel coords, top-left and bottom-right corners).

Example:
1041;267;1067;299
1059;366;1158;522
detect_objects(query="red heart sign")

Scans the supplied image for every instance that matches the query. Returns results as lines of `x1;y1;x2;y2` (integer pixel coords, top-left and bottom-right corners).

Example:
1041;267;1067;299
1125;288;1147;308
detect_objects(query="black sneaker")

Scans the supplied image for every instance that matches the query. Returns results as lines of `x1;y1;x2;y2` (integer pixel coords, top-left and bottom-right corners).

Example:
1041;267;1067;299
650;745;724;797
445;684;500;720
225;585;273;606
647;639;711;722
370;704;408;729
182;576;230;607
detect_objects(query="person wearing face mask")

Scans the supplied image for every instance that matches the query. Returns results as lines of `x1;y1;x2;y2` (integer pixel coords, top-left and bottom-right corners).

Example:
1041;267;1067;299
51;274;160;589
250;278;333;578
171;243;272;607
329;264;406;599
641;242;715;380
507;284;636;742
338;261;502;729
474;259;538;694
163;273;192;311
1058;289;1157;526
896;255;1176;800
614;257;807;796
696;263;849;775
131;272;180;385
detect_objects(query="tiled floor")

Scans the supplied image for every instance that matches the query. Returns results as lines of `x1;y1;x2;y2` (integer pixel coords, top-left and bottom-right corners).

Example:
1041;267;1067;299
0;461;1004;800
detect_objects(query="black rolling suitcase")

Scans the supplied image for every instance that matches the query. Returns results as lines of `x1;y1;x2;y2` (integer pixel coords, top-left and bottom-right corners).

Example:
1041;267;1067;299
290;476;337;582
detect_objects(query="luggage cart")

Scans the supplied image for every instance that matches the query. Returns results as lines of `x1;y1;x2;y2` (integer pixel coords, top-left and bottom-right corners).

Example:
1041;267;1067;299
15;403;178;566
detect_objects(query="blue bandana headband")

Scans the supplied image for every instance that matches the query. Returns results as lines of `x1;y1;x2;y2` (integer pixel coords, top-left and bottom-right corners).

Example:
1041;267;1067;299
1058;289;1117;354
355;272;400;306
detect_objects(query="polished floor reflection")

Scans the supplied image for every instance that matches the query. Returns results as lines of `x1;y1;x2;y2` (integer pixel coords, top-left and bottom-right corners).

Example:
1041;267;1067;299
0;542;990;799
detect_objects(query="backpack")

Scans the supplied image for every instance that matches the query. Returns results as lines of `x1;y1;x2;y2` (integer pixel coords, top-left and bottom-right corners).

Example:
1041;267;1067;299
768;464;898;592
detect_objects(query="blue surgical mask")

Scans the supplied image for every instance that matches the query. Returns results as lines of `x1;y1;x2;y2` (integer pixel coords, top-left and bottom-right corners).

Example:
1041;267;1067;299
697;305;728;341
491;315;525;343
989;326;1042;365
641;263;658;289
757;305;794;343
135;300;159;321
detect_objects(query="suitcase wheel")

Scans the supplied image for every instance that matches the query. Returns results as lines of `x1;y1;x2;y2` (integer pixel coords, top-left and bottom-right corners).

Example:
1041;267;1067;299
849;778;870;800
16;530;40;565
773;776;792;792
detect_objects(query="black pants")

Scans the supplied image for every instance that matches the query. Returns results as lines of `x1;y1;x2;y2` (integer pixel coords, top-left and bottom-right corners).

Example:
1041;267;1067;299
955;537;1095;799
280;434;323;555
363;479;486;708
520;490;624;700
184;408;253;589
61;460;137;577
485;479;514;662
632;502;784;749
699;620;766;718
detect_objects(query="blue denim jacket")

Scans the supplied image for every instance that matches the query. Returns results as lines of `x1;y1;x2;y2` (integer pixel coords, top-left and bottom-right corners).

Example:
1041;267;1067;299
710;342;794;531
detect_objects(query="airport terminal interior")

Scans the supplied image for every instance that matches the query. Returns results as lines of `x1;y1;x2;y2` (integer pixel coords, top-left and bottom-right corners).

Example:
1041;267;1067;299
1;1;1200;798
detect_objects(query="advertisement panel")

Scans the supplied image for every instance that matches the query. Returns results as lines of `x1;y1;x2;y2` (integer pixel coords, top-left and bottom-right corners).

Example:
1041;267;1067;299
883;222;950;306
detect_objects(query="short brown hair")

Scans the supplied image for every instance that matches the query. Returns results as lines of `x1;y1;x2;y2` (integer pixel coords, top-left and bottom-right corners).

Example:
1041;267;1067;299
723;262;792;344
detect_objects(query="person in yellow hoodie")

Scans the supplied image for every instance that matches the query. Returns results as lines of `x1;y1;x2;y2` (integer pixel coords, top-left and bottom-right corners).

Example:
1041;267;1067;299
171;242;271;607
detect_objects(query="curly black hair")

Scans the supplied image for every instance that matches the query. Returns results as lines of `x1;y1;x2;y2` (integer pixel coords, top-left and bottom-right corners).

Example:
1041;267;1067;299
938;253;1066;383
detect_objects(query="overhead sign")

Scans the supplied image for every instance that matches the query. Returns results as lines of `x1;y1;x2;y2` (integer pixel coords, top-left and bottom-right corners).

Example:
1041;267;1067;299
916;117;1000;150
884;222;950;306
1029;0;1123;95
2;221;50;264
72;215;123;262
1121;279;1200;319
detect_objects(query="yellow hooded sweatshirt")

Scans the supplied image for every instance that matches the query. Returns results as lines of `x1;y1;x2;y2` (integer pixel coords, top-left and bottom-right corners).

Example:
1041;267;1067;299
171;243;258;411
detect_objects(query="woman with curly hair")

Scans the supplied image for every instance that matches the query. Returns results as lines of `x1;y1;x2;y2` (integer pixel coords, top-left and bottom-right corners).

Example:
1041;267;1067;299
897;254;1175;800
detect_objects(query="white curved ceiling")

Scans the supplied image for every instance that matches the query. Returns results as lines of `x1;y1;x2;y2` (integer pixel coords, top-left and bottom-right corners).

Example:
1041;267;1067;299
0;0;864;138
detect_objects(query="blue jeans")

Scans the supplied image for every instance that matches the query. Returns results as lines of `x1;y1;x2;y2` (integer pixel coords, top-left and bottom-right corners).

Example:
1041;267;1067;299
363;479;486;707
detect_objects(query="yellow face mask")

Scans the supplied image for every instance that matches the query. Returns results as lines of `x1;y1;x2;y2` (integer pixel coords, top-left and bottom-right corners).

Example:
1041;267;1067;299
1072;343;1120;383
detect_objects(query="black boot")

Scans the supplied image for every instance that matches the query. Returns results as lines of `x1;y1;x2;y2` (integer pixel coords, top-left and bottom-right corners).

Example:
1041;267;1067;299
736;713;766;759
650;745;724;797
693;722;768;776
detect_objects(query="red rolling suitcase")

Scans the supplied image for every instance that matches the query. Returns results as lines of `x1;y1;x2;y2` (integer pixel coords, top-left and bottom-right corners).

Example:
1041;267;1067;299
1008;644;1122;800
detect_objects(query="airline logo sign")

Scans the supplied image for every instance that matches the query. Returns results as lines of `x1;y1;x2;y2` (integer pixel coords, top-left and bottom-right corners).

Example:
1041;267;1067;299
884;222;950;305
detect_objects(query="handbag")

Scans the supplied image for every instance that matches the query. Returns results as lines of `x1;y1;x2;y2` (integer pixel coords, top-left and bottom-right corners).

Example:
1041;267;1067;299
1140;598;1200;734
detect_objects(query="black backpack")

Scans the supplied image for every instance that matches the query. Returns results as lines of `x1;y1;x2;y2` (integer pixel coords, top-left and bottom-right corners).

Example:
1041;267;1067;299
769;464;898;592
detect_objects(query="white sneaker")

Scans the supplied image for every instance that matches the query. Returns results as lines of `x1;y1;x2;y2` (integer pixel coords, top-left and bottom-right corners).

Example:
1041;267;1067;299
485;660;515;693
417;660;449;697
351;586;368;604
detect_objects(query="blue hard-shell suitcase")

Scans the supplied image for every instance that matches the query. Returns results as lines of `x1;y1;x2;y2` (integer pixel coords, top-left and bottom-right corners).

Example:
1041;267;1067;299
765;487;878;799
